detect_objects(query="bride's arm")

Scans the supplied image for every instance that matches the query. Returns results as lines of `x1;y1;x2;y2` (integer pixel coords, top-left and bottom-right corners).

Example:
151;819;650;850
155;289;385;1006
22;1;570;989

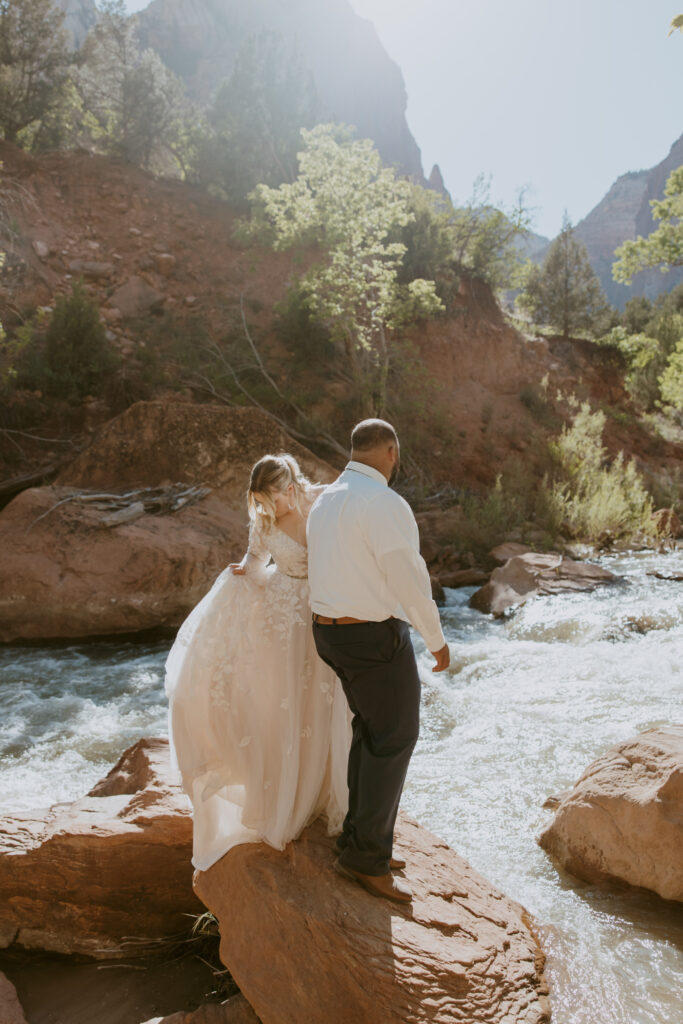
229;517;271;575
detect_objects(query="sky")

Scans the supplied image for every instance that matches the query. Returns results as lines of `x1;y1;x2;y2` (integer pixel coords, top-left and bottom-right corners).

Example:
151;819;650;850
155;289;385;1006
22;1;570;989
124;0;682;239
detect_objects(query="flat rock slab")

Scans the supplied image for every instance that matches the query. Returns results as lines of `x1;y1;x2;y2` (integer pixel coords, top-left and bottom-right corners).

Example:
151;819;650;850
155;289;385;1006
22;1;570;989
194;815;550;1024
0;738;202;958
539;726;683;901
470;551;619;616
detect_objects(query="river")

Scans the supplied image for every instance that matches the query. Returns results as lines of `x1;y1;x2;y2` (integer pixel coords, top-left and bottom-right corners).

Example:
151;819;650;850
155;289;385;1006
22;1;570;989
1;550;681;1023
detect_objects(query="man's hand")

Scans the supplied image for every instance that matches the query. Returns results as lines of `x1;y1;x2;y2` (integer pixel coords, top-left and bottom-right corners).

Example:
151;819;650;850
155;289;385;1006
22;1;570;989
431;643;450;673
228;563;246;575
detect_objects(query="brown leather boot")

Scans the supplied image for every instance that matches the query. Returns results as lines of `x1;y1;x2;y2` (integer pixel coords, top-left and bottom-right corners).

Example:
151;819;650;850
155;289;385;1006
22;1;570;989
334;858;412;904
335;840;406;872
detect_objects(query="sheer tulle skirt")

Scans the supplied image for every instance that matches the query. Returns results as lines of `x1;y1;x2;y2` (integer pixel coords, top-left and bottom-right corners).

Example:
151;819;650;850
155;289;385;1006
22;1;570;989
165;563;351;870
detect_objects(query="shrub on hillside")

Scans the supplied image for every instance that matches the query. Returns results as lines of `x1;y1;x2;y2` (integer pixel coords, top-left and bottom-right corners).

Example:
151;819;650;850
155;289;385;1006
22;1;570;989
541;403;653;543
12;282;118;401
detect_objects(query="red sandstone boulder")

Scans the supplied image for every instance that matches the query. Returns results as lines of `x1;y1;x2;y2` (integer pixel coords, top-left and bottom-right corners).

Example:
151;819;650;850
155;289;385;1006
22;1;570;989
0;485;246;641
194;815;550;1024
0;402;335;641
470;551;619;616
539;726;683;901
651;507;682;538
0;738;202;958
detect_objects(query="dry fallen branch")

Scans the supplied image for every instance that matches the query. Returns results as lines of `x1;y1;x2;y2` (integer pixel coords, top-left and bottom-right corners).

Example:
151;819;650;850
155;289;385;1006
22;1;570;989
26;483;211;532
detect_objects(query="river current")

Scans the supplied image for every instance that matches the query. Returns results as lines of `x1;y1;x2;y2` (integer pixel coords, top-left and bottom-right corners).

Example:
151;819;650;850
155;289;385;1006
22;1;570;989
1;551;681;1023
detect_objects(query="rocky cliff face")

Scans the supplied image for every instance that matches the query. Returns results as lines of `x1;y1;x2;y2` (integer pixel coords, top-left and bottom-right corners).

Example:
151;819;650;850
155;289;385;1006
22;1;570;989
136;0;425;180
574;133;683;308
521;134;683;309
54;0;97;48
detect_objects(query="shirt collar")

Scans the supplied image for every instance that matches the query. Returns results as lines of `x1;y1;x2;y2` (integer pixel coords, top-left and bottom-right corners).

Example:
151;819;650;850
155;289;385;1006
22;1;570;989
344;460;388;487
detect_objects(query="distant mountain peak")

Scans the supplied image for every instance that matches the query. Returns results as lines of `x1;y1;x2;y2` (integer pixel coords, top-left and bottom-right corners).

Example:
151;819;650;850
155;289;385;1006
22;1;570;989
54;0;97;49
136;0;425;181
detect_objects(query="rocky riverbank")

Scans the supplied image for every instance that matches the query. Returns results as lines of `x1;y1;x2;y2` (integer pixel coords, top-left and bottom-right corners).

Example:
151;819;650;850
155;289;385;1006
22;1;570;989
0;737;551;1023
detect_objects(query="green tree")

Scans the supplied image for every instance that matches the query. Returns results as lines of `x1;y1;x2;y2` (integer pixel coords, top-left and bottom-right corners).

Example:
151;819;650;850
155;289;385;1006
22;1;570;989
247;124;443;416
517;216;612;337
43;281;117;400
0;0;71;144
613;166;683;283
450;176;530;289
621;294;653;334
659;338;683;410
77;0;196;173
194;32;321;203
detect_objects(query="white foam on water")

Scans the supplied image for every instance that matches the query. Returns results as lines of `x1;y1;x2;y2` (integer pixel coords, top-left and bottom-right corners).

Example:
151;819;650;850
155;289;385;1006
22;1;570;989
407;550;683;1024
1;551;681;1021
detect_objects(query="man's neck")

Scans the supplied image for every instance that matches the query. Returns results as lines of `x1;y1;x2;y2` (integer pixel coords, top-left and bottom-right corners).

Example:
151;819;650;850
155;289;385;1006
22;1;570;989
350;453;389;482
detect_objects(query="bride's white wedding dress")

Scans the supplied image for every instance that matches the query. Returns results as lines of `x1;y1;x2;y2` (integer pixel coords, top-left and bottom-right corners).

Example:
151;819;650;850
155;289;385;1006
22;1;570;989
165;516;351;870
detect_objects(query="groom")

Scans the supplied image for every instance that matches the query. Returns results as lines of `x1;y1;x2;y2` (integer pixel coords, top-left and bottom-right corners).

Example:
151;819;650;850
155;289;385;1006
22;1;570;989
307;418;450;903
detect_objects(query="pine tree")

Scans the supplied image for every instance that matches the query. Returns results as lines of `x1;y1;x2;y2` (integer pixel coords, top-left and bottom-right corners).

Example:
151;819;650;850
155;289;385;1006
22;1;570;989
518;216;611;338
0;0;71;143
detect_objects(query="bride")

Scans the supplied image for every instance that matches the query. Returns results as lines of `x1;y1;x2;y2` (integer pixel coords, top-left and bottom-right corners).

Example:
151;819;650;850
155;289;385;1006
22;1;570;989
165;453;351;871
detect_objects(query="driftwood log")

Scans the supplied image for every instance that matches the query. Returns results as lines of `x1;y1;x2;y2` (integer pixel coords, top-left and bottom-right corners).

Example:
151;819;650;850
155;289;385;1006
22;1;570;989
28;483;211;530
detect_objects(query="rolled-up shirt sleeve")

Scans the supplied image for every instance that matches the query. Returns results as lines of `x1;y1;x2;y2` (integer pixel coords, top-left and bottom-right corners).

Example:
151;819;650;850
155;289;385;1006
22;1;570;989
365;493;446;653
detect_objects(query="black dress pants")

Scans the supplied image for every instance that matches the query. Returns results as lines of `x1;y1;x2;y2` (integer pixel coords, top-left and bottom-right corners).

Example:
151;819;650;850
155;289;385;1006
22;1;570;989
312;617;421;876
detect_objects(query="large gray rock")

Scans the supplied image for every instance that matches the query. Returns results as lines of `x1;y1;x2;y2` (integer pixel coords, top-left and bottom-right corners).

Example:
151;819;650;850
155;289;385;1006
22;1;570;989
539;726;683;901
194;814;550;1024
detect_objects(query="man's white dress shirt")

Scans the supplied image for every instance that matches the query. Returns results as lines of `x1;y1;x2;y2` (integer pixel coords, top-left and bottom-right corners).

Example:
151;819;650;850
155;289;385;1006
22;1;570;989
307;461;445;653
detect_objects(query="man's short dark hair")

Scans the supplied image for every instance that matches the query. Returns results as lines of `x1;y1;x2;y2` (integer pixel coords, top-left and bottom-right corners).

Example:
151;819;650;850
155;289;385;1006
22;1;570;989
351;418;398;452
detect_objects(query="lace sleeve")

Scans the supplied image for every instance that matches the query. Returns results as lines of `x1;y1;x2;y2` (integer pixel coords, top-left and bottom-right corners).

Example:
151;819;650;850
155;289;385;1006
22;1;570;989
243;516;271;572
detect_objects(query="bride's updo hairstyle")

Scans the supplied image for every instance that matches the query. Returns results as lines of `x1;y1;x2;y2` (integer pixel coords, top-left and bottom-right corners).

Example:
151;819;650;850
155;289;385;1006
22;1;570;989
247;453;313;527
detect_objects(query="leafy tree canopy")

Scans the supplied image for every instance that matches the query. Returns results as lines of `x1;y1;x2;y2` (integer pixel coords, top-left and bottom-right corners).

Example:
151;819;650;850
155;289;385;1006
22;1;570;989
0;0;71;143
246;124;443;416
195;31;322;204
613;165;683;284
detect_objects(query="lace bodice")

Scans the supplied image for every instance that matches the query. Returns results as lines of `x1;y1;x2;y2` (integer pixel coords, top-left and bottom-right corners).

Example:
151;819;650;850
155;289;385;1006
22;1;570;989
246;518;308;579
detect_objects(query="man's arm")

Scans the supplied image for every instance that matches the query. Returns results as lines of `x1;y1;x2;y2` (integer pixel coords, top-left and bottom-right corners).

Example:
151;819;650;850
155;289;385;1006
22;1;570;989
366;493;449;672
378;546;449;671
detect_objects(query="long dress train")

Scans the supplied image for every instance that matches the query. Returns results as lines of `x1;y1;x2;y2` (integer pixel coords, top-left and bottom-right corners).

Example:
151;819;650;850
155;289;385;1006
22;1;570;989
165;516;351;870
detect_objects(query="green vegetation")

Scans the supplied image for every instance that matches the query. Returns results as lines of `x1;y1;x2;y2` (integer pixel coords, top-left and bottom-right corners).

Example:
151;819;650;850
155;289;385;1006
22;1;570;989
516;216;612;338
613;165;683;284
449;176;531;290
245;124;443;417
438;401;660;558
194;31;321;204
6;282;118;401
73;0;197;173
0;0;71;144
598;283;683;415
541;403;654;543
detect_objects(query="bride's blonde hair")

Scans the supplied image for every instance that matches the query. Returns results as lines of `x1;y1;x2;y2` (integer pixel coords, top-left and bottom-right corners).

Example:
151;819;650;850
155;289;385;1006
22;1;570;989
247;453;313;527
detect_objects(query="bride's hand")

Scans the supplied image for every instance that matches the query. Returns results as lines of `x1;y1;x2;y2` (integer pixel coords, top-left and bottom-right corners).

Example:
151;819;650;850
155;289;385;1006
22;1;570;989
228;563;246;575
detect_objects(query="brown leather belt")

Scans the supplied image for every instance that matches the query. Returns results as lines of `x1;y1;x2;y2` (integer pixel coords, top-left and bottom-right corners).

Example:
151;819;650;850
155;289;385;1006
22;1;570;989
312;613;369;625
